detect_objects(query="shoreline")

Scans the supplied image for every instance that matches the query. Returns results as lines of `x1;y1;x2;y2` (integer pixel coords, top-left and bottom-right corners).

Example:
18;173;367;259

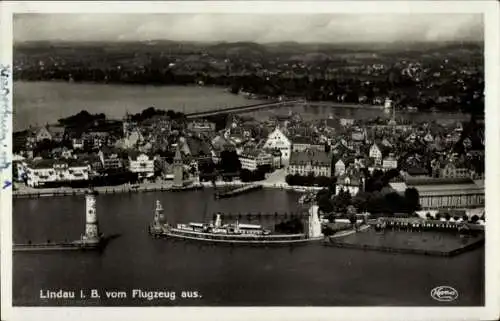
13;80;481;117
13;180;323;199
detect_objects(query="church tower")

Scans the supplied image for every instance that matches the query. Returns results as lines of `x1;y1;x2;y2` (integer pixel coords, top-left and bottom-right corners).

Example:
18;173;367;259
83;189;101;244
173;144;184;188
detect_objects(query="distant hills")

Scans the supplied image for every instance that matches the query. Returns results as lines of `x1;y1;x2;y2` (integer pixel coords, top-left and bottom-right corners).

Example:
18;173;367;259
14;39;483;53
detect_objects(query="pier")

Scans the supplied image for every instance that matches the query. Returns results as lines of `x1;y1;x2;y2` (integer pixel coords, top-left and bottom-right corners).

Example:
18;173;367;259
204;211;311;221
149;202;325;246
324;235;485;257
13;242;103;252
214;184;262;199
13;189;106;252
13;183;204;199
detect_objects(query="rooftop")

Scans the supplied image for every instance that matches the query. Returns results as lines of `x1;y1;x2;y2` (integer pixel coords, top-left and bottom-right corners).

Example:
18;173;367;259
289;150;331;167
27;158;88;169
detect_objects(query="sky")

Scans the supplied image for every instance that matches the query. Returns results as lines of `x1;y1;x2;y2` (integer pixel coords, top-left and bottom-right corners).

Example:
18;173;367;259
13;13;483;43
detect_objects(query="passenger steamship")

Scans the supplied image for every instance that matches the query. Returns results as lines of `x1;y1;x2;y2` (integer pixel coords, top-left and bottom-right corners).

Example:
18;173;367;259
148;200;324;244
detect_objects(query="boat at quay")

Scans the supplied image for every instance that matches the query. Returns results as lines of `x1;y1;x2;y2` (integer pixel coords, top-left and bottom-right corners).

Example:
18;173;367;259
148;200;324;244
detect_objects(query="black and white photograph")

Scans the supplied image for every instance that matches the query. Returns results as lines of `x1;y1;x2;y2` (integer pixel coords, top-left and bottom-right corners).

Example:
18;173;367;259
1;1;499;321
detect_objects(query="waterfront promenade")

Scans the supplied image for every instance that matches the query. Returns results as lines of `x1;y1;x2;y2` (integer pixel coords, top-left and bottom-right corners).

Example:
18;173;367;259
13;170;324;199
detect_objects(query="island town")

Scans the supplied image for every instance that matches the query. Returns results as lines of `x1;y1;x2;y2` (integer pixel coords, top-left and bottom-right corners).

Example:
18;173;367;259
12;96;485;254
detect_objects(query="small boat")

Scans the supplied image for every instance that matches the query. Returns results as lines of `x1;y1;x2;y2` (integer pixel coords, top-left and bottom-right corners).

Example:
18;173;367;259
292;186;308;193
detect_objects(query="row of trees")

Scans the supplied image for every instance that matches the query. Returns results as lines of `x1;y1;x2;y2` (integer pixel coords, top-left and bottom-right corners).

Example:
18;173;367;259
285;173;336;187
128;107;186;123
317;187;421;216
426;212;484;223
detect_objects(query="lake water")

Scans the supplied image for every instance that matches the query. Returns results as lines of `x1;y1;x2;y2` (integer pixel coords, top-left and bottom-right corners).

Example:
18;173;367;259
13;189;484;306
13;81;470;131
13;81;267;131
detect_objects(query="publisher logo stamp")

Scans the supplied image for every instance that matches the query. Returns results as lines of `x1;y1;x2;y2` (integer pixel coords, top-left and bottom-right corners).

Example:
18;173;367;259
430;286;458;302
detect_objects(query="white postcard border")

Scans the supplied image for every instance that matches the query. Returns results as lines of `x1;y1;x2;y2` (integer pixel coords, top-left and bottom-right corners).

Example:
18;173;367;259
1;1;499;321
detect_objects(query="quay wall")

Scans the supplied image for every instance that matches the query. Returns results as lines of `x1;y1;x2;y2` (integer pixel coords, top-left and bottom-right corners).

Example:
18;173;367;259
13;181;322;199
161;231;324;246
13;243;100;252
325;236;485;257
13;184;204;199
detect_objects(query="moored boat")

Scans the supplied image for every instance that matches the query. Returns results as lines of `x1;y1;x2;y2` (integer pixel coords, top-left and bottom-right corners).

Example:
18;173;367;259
148;200;325;244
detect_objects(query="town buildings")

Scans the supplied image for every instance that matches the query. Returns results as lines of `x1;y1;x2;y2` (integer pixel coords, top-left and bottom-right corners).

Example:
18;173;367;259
390;177;484;209
290;136;324;152
21;159;91;188
238;150;273;171
128;151;155;179
98;148;125;170
288;149;332;177
336;171;363;196
263;127;292;166
187;120;216;136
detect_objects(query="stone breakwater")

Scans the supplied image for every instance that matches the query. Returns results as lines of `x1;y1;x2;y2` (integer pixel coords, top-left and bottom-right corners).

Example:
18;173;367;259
324;229;485;257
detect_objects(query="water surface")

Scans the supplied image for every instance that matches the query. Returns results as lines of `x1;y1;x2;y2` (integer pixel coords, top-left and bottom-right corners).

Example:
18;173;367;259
13;190;484;306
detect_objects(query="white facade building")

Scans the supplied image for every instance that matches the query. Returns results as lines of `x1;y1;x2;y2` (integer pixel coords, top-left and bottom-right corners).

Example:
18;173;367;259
24;159;90;187
335;174;362;196
239;150;273;171
129;153;155;179
288;150;331;177
263;128;291;166
382;154;398;171
334;159;346;176
369;143;383;165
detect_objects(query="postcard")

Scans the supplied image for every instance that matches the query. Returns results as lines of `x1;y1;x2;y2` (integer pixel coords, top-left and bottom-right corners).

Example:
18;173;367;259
1;1;499;320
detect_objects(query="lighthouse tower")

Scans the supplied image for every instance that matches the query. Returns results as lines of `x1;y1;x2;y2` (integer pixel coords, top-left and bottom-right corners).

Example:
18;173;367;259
306;205;323;239
150;200;167;235
83;189;101;244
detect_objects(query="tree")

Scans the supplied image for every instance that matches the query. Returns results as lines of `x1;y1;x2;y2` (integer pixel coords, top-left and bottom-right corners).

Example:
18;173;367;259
318;194;334;214
322;225;335;237
404;187;421;214
219;149;241;174
385;192;405;214
349;214;357;230
332;189;352;213
315;176;332;187
347;205;357;216
240;169;252;182
257;164;272;174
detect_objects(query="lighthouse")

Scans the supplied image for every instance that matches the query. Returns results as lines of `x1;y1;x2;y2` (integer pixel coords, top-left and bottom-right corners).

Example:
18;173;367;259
306;205;323;239
150;200;167;235
82;189;101;244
